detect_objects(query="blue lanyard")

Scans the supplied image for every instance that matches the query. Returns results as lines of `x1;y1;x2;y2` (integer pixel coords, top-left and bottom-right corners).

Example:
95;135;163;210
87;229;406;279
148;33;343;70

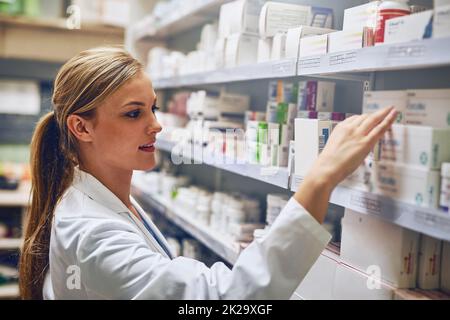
137;211;173;259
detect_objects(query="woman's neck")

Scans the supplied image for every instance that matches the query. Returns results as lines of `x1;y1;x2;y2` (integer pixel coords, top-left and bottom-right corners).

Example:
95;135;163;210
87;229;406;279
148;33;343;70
79;161;133;208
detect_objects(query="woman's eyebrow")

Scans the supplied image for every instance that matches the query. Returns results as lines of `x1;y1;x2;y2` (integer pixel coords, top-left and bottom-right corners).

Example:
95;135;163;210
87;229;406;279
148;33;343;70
121;101;146;108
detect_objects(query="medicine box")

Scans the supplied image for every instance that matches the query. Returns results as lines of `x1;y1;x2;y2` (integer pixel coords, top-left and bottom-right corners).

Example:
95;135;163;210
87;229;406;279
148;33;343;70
224;33;259;68
372;162;440;208
339;157;374;193
406;89;450;128
328;30;364;53
285;26;334;59
384;10;433;45
363;90;407;124
441;241;450;294
417;235;442;290
270;32;286;61
298;34;329;58
434;4;450;38
332;264;394;299
218;0;265;38
340;208;420;288
259;2;333;39
435;0;450;6
343;1;381;31
295;250;339;300
257;38;272;63
297;81;335;112
294;119;334;177
374;124;450;169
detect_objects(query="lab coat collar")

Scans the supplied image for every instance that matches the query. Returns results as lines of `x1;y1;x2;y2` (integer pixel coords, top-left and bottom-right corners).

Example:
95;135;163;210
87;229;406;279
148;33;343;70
72;167;131;214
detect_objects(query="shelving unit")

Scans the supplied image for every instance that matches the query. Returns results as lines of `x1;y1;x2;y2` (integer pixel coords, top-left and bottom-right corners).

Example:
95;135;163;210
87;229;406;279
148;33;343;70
0;15;124;63
156;138;290;189
0;284;19;299
155;136;450;242
134;0;231;41
0;238;23;250
128;0;450;300
151;37;450;89
131;176;241;264
0;182;31;207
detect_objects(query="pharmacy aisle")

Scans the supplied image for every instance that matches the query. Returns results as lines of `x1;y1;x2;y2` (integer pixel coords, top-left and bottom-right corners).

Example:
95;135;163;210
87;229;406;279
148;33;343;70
128;0;450;300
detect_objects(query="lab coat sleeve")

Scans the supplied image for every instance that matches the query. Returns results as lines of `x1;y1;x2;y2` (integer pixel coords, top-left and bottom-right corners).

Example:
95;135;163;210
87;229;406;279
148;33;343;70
77;197;331;300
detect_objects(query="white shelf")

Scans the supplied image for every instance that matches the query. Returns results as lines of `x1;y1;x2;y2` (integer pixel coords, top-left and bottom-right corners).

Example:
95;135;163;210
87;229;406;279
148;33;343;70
152;58;298;89
0;284;19;299
131;179;241;264
0;182;31;207
0;238;22;250
156;139;290;189
151;37;450;89
290;174;450;242
298;37;450;76
135;0;230;40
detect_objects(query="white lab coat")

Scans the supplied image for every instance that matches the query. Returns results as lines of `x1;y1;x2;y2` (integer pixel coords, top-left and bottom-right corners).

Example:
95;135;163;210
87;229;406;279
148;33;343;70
43;168;331;300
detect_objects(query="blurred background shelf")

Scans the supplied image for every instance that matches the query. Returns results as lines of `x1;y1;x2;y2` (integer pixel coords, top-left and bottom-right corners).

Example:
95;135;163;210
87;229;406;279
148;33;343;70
156;138;291;189
0;238;22;250
134;0;231;41
0;182;31;207
131;178;241;264
152;58;298;89
0;283;19;299
0;15;124;62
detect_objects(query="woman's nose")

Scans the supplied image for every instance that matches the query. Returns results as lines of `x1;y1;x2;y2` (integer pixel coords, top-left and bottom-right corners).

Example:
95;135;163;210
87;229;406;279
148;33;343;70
147;115;162;134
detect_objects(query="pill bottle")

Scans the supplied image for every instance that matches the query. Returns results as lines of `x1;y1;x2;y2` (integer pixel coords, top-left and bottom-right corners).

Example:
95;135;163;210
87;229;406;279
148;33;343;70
441;163;450;212
374;0;411;44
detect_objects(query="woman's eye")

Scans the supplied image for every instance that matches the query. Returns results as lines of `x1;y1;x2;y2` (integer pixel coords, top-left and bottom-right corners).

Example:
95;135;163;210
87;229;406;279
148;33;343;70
126;110;141;118
152;105;160;114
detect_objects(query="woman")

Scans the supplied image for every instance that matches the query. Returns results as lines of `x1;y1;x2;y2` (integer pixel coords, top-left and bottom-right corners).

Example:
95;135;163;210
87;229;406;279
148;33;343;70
19;47;397;300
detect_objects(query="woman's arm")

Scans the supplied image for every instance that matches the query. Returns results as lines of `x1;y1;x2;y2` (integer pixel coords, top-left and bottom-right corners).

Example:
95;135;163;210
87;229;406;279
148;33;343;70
294;106;398;224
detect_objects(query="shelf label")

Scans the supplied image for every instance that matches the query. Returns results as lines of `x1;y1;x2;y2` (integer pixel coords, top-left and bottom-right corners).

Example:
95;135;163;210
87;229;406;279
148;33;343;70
329;51;357;66
349;192;381;215
414;211;450;233
271;60;295;76
387;44;426;61
299;57;321;70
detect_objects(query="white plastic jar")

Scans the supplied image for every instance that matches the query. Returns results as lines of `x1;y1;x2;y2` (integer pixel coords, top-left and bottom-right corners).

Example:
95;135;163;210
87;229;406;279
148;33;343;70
374;0;411;44
441;163;450;212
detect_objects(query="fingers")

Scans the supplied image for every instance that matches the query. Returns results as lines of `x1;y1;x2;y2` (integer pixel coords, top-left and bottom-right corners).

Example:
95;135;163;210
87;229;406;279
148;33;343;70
358;106;395;135
367;108;398;143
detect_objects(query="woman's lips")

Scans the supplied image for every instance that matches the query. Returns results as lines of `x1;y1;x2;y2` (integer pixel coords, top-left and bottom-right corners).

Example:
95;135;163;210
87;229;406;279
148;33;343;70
139;142;155;153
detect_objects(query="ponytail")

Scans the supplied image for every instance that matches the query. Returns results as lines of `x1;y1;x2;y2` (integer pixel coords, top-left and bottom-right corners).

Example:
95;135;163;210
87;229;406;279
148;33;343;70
19;112;74;299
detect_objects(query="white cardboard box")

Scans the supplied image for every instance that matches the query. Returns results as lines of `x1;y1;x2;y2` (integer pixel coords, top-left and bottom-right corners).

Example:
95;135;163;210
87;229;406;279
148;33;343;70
270;32;286;61
406;89;450;128
224;34;259;68
333;264;394;300
218;0;265;38
285;26;334;59
295;250;339;300
343;1;381;31
441;241;450;294
340;208;420;288
328;30;364;53
433;4;450;38
372;162;441;208
363;90;407;124
298;33;329;58
257;38;272;63
385;10;434;45
258;2;332;38
374;124;450;170
294;119;334;177
417;235;442;290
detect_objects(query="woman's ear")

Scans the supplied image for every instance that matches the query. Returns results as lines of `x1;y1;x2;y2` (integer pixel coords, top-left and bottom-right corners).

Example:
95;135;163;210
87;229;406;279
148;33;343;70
67;114;94;143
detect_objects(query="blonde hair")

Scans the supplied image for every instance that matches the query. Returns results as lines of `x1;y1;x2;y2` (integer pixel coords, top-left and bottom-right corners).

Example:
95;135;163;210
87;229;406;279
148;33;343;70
19;47;143;299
